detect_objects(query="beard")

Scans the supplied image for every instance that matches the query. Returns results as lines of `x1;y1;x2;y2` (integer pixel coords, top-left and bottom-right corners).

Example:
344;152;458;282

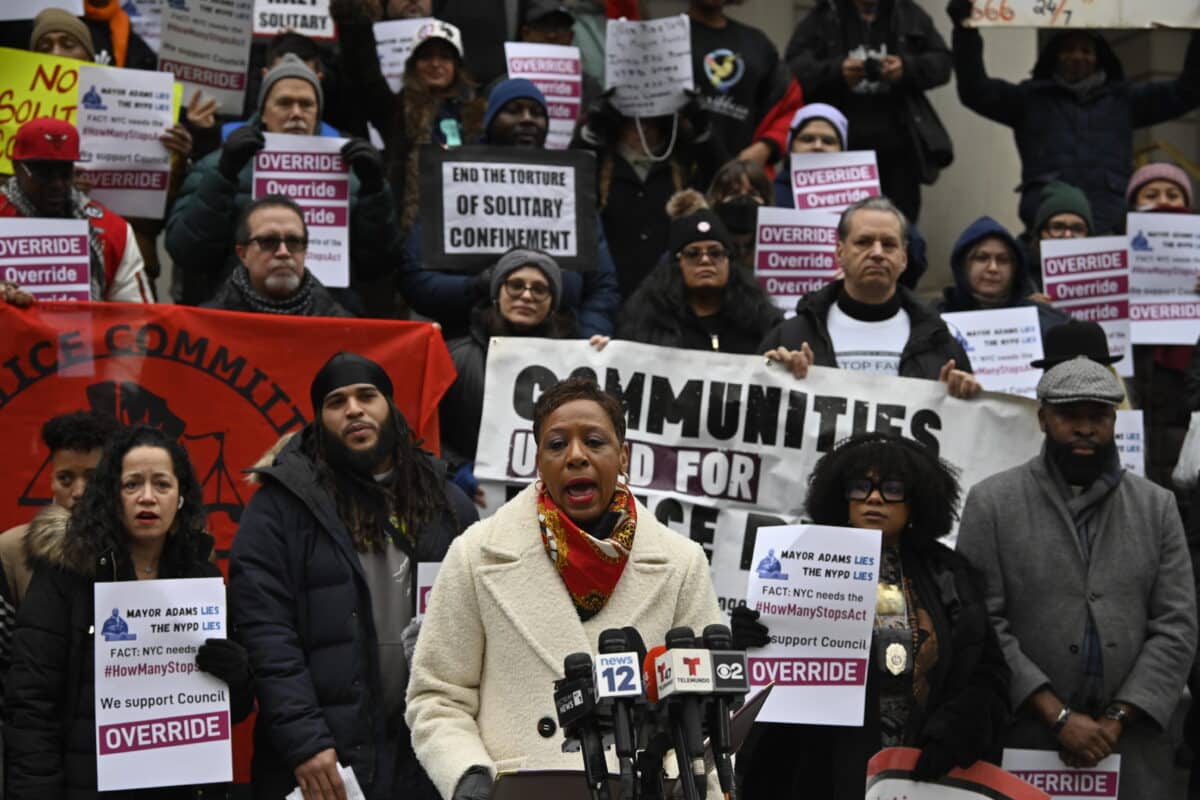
1046;436;1118;487
320;412;398;477
263;268;303;298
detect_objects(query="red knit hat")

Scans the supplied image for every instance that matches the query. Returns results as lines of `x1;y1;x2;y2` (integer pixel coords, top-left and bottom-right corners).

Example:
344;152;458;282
13;118;80;162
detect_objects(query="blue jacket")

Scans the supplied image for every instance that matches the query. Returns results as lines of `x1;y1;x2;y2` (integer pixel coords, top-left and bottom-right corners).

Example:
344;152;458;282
953;28;1200;235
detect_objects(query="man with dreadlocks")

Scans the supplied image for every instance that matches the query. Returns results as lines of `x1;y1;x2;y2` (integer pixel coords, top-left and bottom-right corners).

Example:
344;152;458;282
230;351;476;800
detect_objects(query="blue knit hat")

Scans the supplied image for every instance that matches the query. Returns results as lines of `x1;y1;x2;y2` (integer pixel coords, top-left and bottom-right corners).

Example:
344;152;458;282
484;79;547;140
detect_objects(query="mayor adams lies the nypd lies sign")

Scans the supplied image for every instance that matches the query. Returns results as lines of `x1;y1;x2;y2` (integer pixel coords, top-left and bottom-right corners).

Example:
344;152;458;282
93;577;231;791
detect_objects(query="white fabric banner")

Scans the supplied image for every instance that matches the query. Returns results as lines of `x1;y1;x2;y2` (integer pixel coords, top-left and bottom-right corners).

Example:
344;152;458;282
473;340;1045;609
505;42;582;151
159;0;254;116
1041;236;1132;376
1126;212;1200;345
789;150;881;214
941;307;1044;399
604;16;693;118
252;0;333;39
0;218;90;301
968;0;1198;28
1002;749;1120;799
373;18;434;94
754;206;838;311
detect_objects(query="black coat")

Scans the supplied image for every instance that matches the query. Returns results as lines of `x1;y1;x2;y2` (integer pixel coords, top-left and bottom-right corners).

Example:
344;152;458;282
757;280;973;379
228;429;477;800
738;543;1011;800
5;520;241;800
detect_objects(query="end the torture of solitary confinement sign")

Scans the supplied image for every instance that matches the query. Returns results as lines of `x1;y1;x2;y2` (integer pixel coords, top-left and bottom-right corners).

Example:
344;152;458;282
418;146;597;273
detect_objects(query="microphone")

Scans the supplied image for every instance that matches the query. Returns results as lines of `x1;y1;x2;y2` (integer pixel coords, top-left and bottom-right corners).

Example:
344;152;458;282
555;653;612;800
642;645;669;703
597;629;642;800
658;627;712;800
703;624;749;796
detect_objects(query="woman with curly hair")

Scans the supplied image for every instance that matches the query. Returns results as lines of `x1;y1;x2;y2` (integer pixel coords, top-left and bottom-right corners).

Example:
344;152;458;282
5;425;253;798
734;433;1010;799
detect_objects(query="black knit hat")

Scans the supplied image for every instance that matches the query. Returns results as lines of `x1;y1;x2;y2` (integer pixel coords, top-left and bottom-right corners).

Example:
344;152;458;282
310;352;394;414
668;210;732;257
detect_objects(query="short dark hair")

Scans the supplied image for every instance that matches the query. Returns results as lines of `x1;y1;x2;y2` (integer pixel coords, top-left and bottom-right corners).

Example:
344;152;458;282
41;411;118;454
265;31;321;68
805;433;961;547
707;158;771;206
532;377;626;445
837;196;909;246
235;194;309;245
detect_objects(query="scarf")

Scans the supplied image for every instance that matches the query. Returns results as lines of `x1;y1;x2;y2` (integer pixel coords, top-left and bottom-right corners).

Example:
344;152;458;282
84;1;130;67
538;484;637;620
229;264;317;316
1054;69;1107;100
2;177;106;299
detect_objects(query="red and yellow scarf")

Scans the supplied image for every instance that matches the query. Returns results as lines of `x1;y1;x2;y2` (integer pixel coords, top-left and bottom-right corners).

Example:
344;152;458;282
538;485;637;620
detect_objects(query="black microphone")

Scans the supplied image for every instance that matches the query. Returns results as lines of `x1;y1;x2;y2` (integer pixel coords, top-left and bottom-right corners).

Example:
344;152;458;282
663;627;710;800
597;628;640;799
555;653;611;800
703;624;748;796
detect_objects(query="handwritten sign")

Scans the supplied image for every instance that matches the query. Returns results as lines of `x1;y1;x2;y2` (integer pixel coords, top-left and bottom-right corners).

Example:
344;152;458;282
604;16;693;118
790;150;881;213
253;0;333;39
505;42;582;151
0;48;86;174
94;577;232;791
1041;236;1131;377
0;219;91;301
941;307;1044;398
1002;749;1120;800
968;0;1197;27
373;17;435;93
754;206;838;311
1126;211;1200;345
253;133;351;287
160;0;255;116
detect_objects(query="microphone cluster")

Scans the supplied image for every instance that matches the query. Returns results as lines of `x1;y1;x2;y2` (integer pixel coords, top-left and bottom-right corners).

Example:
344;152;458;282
551;625;750;800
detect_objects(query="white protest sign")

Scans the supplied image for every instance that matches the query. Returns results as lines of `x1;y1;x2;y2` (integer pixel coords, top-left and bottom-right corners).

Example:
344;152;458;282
1126;212;1200;344
968;0;1197;28
160;0;255;116
287;763;368;800
790;150;881;213
416;561;441;620
941;307;1044;398
0;218;91;301
754;206;838;311
253;133;351;287
77;65;174;219
373;18;434;93
604;16;693;118
505;42;582;151
1041;237;1131;376
253;0;333;39
473;340;1045;609
1002;749;1120;799
1115;409;1144;477
0;0;84;19
441;161;577;257
126;0;164;53
744;524;879;725
94;577;231;791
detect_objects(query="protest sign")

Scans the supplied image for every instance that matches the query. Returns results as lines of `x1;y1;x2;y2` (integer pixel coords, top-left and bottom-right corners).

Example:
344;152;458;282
1002;749;1120;800
1041;236;1131;376
418;146;597;273
253;133;351;287
744;524;879;725
373;18;435;93
473;339;1044;608
868;748;1050;799
94;577;231;790
1;0;84;18
252;0;333;39
968;0;1197;28
604;16;693;117
77;65;174;219
0;219;91;301
416;562;441;621
1126;211;1200;344
505;42;582;151
160;0;255;116
754;207;839;311
125;0;164;53
1115;410;1145;477
790;151;881;213
941;307;1043;398
0;47;85;173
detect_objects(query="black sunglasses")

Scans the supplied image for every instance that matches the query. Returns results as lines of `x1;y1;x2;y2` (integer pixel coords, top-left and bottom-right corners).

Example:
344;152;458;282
844;478;906;503
247;235;308;254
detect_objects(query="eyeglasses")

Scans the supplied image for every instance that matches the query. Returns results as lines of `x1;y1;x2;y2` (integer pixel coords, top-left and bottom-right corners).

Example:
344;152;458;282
503;278;551;300
967;251;1013;268
247;235;308;254
679;246;729;264
845;478;906;503
1044;221;1088;238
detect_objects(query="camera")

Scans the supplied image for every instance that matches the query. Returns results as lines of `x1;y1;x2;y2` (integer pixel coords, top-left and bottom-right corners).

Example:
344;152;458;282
863;57;883;82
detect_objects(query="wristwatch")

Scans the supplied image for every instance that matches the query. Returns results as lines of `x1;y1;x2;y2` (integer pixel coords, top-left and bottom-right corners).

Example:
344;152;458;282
1052;705;1072;734
1104;705;1129;725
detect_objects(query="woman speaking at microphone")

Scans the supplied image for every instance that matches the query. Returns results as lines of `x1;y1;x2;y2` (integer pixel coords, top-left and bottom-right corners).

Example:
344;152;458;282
735;433;1010;799
406;377;723;800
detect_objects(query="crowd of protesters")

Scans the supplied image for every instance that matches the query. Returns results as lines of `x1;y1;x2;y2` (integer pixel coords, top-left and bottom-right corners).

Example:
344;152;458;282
1;0;1200;798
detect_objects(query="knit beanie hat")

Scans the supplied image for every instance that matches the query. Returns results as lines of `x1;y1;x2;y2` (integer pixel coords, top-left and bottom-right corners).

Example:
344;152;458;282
1034;181;1093;235
30;8;95;60
310;352;393;415
668;209;732;256
787;103;849;150
1126;162;1193;210
258;54;324;120
490;248;563;310
484;79;548;139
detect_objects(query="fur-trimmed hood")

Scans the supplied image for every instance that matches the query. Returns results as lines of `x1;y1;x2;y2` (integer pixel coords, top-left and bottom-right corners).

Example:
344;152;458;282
23;503;71;572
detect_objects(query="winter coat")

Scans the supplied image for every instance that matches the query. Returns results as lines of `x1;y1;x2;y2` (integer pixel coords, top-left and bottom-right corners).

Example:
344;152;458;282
229;428;477;800
957;451;1198;799
164;114;403;305
757;280;973;378
937;216;1070;339
953;28;1200;235
201;274;353;317
4;513;243;800
0;505;70;607
739;543;1010;800
405;482;723;799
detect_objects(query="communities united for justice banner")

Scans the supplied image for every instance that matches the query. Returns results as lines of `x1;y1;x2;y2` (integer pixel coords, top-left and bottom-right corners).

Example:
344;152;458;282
473;339;1045;609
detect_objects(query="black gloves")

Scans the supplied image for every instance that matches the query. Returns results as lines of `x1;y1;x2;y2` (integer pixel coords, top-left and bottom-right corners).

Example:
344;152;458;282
730;605;770;650
341;138;385;195
947;0;973;25
196;637;254;721
912;739;958;781
218;124;265;181
453;765;493;800
582;88;625;145
677;90;711;144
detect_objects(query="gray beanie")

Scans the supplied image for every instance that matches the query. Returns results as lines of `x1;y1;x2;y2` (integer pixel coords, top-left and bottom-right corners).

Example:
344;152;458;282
490;249;563;310
1036;356;1124;406
258;54;324;119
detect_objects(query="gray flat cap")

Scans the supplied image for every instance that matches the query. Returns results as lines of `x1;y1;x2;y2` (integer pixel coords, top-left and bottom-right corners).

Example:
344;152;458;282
1036;356;1124;406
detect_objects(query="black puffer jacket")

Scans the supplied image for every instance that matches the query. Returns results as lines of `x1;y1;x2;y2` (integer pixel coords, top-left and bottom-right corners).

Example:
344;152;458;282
4;514;241;800
757;280;973;378
229;428;476;800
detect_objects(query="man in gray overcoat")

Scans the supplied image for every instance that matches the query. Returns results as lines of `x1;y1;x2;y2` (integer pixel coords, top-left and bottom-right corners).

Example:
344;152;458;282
958;356;1196;799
